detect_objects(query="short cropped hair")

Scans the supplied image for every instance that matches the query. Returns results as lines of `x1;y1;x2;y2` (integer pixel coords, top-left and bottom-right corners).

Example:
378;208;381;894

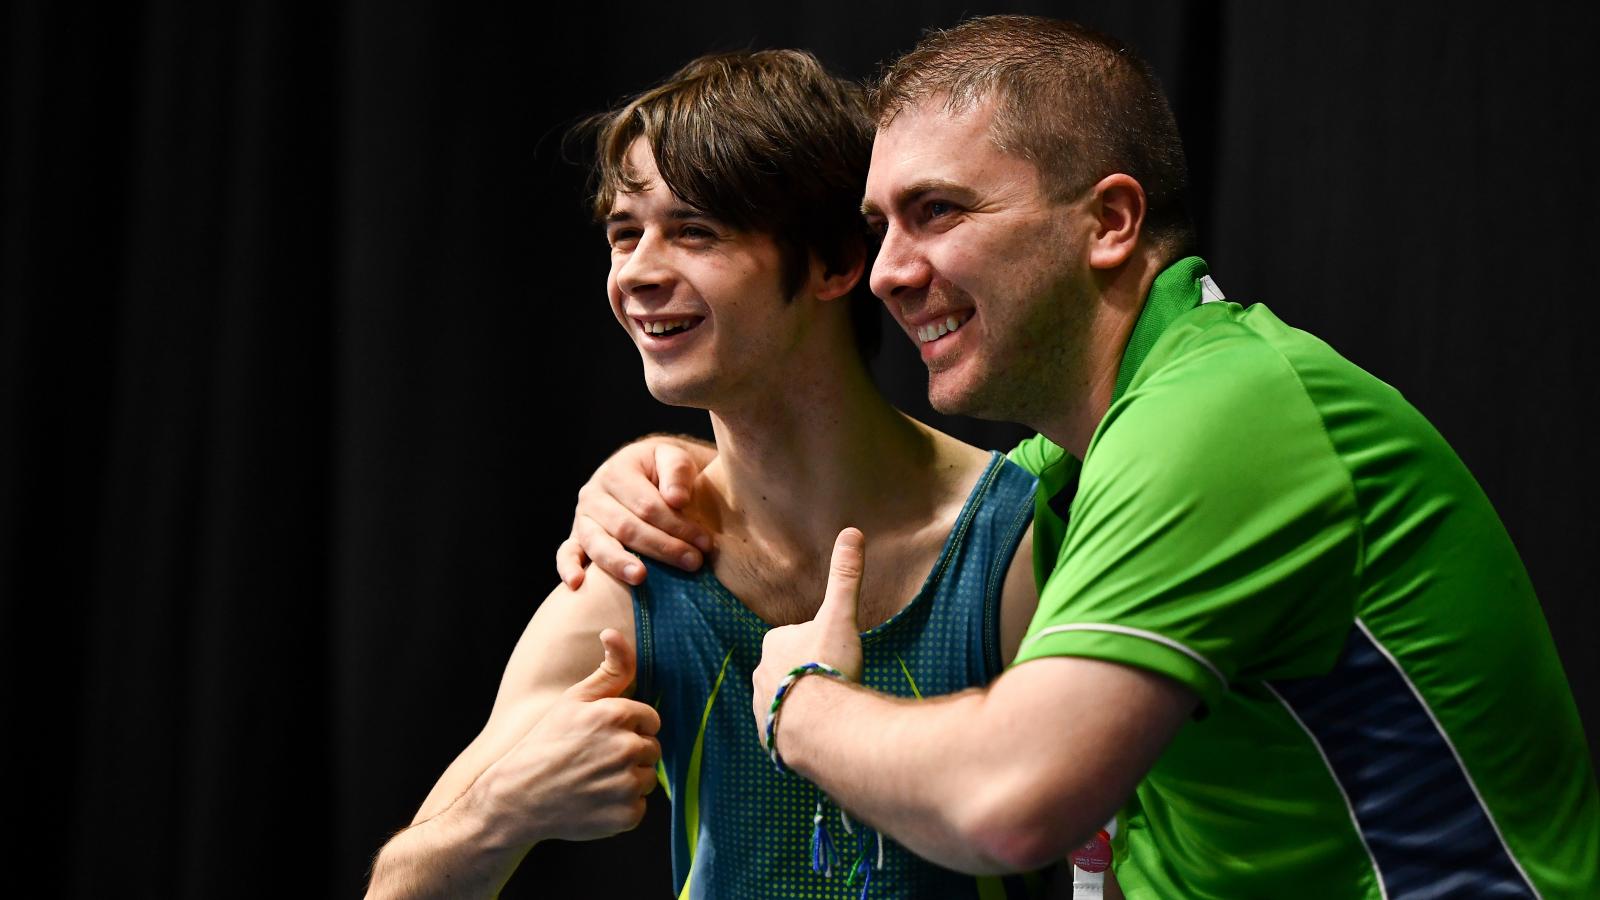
585;50;880;358
871;15;1195;256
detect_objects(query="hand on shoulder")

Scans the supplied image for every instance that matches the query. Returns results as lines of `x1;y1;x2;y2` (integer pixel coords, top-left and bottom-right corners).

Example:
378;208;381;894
557;435;717;588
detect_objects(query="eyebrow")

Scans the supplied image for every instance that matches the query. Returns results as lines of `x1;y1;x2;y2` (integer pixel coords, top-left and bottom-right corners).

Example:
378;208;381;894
861;178;972;218
605;205;715;225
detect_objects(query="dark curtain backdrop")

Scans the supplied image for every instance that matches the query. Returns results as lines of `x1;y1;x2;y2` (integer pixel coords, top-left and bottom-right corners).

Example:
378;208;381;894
3;1;1595;896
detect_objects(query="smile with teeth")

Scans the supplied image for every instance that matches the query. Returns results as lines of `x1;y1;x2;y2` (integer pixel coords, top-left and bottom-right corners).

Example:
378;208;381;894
638;317;702;336
916;312;972;343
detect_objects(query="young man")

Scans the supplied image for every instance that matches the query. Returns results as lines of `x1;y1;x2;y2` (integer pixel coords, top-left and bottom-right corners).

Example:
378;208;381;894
366;50;1055;899
562;16;1600;899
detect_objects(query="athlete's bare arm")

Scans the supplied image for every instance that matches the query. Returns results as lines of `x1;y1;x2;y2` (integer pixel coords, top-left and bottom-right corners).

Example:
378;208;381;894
365;571;656;900
997;524;1036;666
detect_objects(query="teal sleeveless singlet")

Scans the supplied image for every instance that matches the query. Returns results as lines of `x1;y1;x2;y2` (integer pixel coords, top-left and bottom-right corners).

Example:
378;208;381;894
632;452;1040;899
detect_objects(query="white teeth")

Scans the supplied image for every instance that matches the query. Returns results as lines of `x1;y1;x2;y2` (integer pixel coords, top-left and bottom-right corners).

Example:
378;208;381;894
917;313;970;343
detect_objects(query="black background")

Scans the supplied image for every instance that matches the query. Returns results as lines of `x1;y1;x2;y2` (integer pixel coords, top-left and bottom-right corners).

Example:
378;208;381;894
3;2;1596;896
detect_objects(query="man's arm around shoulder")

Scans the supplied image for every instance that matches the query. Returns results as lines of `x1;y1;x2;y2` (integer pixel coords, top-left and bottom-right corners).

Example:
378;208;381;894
366;570;657;899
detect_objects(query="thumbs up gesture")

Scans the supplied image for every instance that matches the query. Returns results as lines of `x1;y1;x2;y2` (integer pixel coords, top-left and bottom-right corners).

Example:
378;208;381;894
564;627;644;703
472;629;662;845
751;528;867;734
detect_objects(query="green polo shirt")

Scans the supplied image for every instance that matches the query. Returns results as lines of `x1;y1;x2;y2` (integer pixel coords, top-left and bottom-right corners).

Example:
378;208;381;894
1008;257;1598;898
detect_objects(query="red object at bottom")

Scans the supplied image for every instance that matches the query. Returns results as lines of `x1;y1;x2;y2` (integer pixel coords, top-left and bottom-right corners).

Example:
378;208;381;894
1068;829;1113;874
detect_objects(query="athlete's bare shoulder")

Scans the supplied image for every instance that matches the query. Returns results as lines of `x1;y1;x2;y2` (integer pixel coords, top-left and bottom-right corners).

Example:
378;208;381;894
923;425;1040;665
998;522;1039;665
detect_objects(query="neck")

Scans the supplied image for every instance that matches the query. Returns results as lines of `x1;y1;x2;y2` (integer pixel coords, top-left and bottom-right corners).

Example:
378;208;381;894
1037;246;1168;459
699;348;947;556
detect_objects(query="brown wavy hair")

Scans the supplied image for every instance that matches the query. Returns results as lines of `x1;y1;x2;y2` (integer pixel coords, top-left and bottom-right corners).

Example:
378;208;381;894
583;50;880;358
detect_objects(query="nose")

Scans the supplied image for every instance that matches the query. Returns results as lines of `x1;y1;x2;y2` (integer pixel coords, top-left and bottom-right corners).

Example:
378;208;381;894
613;230;675;298
868;223;931;302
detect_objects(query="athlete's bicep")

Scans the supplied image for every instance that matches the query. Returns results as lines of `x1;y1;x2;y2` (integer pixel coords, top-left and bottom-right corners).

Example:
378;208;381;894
488;568;637;713
410;569;636;823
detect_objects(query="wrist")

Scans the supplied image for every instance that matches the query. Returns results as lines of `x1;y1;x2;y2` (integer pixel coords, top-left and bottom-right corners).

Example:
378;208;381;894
767;666;844;776
458;771;543;851
369;781;536;900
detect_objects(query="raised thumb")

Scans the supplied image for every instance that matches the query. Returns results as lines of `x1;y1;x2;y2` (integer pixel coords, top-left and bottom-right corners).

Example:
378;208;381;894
565;628;634;701
815;527;864;628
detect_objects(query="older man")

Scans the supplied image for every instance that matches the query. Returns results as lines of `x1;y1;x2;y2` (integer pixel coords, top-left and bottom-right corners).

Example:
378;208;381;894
563;15;1600;898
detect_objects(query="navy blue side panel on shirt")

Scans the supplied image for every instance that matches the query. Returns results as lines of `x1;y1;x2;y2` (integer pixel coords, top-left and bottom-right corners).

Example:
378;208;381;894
1269;622;1536;899
633;453;1038;899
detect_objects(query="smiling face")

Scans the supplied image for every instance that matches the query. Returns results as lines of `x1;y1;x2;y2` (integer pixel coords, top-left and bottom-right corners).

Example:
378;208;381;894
863;97;1097;428
605;138;806;410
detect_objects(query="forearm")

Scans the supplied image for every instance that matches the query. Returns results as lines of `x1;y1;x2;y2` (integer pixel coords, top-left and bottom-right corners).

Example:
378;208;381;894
366;790;532;900
775;658;1193;875
775;678;1094;874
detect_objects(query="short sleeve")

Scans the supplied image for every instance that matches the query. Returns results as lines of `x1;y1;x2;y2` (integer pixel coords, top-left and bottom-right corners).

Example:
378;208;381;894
1007;432;1067;479
1008;434;1081;591
1013;328;1362;712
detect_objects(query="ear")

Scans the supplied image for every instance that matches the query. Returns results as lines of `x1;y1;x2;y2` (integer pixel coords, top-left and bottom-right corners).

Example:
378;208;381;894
1085;174;1147;271
811;240;866;303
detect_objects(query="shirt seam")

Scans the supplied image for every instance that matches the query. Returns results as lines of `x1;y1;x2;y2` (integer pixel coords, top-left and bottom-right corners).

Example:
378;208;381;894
1021;622;1229;690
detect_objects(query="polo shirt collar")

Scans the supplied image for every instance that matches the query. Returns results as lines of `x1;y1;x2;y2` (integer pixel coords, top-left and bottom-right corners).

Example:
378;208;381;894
1111;255;1212;404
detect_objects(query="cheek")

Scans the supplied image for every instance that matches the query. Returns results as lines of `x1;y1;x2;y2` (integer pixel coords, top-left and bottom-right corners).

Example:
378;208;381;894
948;228;1056;310
927;232;989;290
605;271;628;330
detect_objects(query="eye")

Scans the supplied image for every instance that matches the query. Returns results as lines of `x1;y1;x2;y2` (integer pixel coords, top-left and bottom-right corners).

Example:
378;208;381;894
607;227;641;249
864;217;888;239
680;224;717;240
927;200;954;219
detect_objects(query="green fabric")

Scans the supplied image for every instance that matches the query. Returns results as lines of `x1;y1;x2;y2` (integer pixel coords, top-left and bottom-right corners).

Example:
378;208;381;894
1006;258;1598;898
1006;255;1206;593
1005;436;1077;593
677;649;734;898
1112;255;1212;403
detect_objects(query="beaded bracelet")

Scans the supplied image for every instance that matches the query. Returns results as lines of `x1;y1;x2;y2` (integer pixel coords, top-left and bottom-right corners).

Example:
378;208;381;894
764;661;845;774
